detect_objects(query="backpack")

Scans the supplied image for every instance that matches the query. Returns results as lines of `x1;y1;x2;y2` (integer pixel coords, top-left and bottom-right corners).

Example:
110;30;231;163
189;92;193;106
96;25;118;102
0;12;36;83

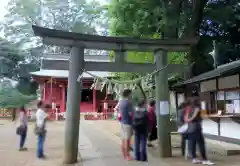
133;108;148;133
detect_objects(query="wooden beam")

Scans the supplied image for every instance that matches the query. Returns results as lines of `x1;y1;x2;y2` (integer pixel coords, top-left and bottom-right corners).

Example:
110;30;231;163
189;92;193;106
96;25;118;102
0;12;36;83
32;26;199;52
85;62;155;73
42;37;194;52
41;59;187;73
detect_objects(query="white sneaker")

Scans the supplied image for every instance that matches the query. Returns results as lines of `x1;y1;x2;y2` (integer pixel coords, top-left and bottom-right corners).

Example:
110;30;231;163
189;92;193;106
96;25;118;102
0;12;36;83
202;160;215;165
192;159;202;164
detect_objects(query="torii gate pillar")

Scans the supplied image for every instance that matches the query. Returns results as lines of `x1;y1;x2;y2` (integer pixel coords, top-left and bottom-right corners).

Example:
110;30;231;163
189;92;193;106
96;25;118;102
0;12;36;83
154;50;172;157
64;47;84;164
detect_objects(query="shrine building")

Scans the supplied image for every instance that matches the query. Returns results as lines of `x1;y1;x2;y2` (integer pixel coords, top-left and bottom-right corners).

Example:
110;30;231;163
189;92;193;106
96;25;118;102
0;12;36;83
30;54;116;115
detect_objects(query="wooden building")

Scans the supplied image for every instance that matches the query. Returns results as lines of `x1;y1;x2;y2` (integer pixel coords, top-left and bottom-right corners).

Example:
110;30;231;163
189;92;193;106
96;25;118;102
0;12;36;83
174;60;240;144
30;55;116;115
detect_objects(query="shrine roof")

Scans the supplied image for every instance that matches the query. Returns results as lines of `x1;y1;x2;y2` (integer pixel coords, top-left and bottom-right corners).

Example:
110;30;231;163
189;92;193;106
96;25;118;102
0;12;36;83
175;60;240;86
32;25;199;52
30;70;110;79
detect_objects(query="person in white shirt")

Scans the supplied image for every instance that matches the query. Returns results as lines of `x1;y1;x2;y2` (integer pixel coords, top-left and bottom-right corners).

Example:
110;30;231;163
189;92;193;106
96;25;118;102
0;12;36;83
36;101;48;159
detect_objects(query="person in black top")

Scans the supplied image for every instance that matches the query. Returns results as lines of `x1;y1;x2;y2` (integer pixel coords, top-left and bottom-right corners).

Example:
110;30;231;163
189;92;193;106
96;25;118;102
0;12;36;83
185;97;215;165
132;100;149;162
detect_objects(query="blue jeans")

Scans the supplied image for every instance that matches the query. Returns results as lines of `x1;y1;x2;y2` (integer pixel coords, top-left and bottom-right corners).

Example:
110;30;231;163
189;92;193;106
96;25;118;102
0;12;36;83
37;134;45;158
134;132;147;161
188;130;207;160
19;128;27;148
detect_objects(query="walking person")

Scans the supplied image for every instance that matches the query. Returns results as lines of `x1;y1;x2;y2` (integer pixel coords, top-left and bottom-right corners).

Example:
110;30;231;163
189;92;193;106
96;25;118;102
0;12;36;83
35;101;48;159
119;89;134;160
133;100;149;161
185;97;215;165
147;99;157;147
16;105;28;151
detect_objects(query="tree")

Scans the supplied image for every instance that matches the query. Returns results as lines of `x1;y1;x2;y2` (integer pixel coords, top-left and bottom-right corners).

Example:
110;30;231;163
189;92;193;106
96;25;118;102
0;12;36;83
2;0;105;53
0;37;40;95
0;80;36;108
108;0;240;79
0;87;37;108
1;0;106;94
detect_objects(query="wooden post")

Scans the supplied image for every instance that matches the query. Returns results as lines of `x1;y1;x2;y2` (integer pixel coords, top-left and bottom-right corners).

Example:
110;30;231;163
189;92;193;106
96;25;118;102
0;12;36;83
43;82;46;101
154;50;172;157
50;77;53;102
64;47;84;164
61;86;66;113
93;89;97;112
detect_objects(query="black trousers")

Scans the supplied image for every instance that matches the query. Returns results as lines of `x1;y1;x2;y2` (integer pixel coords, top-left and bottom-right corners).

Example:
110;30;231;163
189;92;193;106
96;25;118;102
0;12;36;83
181;134;186;156
189;130;207;160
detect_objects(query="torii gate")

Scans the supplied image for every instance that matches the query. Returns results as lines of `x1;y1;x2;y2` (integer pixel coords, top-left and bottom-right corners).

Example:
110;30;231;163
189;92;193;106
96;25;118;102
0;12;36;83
32;25;198;164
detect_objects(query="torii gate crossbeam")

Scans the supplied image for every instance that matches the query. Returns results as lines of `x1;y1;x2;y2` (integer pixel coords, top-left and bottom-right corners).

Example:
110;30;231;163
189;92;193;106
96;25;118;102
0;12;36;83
32;25;199;164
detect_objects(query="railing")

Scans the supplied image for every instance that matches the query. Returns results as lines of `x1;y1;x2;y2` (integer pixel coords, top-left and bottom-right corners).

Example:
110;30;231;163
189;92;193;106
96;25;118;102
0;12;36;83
0;109;12;118
83;112;114;120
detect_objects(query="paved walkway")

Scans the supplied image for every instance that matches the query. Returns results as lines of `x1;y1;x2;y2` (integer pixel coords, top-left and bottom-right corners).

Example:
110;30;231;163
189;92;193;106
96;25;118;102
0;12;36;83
0;120;166;166
91;120;240;166
1;119;240;166
80;120;169;166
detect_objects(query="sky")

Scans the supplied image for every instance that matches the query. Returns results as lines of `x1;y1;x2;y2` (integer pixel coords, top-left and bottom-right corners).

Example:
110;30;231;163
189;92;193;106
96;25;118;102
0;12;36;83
0;0;107;21
0;0;107;37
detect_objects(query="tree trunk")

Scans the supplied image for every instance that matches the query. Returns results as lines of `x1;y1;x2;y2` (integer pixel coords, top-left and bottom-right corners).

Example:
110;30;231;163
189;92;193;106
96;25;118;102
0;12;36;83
162;0;183;38
183;0;208;78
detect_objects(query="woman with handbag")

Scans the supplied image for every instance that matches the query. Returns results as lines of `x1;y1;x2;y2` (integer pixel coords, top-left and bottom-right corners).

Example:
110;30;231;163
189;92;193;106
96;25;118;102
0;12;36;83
35;101;48;159
185;97;214;165
17;105;28;151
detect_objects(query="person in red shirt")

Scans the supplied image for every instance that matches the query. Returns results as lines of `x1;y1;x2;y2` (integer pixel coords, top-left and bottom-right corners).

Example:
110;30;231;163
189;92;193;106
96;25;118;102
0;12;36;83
147;100;157;147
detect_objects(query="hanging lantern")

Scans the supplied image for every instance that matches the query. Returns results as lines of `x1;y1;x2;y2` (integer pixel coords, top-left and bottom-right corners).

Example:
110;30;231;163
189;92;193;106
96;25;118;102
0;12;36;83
94;78;101;90
107;82;113;94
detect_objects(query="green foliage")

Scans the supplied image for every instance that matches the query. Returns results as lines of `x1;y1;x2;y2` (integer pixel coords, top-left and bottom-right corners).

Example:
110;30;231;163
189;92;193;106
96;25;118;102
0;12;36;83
16;79;39;95
0;82;37;108
3;0;105;47
108;0;163;37
108;0;240;80
0;0;105;93
108;0;187;82
0;38;26;79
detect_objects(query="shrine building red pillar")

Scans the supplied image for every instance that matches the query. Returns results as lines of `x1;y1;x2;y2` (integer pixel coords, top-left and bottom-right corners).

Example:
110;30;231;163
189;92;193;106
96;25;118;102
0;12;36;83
92;89;97;112
61;85;66;112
